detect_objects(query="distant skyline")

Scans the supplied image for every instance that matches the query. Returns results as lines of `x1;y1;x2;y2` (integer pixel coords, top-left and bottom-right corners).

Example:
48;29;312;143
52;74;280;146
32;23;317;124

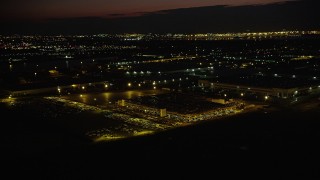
1;0;294;20
0;0;318;35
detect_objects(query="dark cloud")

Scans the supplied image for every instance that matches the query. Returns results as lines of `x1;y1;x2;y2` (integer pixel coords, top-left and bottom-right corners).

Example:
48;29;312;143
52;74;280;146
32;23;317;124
108;14;126;17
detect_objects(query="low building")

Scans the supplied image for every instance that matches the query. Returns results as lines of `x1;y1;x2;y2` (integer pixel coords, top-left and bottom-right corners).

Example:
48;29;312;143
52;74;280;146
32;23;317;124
160;109;167;117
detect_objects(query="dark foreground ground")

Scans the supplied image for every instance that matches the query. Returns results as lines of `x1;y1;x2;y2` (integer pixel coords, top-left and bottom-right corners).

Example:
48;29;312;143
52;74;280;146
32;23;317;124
1;97;320;179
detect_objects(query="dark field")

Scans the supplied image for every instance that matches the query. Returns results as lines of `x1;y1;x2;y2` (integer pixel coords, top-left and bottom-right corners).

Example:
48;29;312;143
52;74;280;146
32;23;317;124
1;96;320;179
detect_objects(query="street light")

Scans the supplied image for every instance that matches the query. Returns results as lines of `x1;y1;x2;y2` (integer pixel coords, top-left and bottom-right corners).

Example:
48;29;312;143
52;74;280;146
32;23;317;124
128;83;132;87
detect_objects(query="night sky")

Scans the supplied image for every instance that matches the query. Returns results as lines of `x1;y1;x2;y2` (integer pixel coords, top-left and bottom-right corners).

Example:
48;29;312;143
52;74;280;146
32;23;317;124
1;0;294;20
0;0;319;34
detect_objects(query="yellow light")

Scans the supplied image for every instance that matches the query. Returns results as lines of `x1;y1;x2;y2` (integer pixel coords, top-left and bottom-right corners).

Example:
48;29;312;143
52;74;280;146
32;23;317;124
80;94;83;97
82;86;85;90
128;83;132;87
265;96;269;100
153;86;156;90
71;84;77;88
105;84;108;88
241;93;244;97
138;84;141;87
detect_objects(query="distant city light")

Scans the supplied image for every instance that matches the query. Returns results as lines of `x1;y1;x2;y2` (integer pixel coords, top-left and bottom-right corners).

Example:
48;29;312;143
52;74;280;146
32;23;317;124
2;31;320;121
